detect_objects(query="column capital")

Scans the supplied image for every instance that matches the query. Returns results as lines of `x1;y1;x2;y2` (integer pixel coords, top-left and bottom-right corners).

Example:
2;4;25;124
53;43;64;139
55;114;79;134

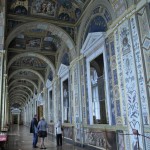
42;87;47;92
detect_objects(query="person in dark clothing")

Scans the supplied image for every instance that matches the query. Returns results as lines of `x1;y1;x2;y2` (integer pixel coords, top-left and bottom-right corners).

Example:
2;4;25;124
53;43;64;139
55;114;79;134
56;120;63;146
30;114;38;148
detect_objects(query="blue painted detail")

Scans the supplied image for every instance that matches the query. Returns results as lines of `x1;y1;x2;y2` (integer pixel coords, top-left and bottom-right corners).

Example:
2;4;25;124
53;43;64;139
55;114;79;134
116;100;121;116
48;70;53;81
105;39;116;125
110;41;115;56
113;70;118;85
61;53;70;66
104;10;111;22
85;16;107;39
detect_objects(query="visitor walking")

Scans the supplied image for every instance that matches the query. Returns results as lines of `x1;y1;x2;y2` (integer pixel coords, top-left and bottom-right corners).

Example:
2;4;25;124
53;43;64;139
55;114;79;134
37;117;48;149
30;114;38;148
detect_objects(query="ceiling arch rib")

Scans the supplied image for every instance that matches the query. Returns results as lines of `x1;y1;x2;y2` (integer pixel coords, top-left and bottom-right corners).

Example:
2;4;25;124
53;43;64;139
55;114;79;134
9;85;33;96
5;22;76;59
10;95;26;102
7;52;55;75
9;96;27;104
9;96;26;105
10;99;26;106
8;68;44;84
9;90;30;99
9;95;27;103
9;78;38;90
9;93;28;100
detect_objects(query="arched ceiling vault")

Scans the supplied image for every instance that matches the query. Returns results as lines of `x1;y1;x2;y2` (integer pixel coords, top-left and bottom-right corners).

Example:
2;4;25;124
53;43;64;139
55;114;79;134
9;98;27;106
8;68;44;84
9;94;28;101
5;0;133;110
9;85;33;96
7;52;55;75
10;99;26;106
5;22;76;57
9;79;38;90
9;96;26;104
9;90;30;98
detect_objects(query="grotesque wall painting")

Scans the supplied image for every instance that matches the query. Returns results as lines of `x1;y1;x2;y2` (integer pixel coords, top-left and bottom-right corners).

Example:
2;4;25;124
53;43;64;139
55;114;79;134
7;0;86;23
12;57;47;68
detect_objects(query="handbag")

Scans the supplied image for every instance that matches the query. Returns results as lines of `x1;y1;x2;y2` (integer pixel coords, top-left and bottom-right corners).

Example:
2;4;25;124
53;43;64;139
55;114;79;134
38;131;42;137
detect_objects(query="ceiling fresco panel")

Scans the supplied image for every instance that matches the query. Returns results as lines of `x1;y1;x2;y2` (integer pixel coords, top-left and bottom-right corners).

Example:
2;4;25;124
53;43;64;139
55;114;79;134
109;0;127;17
26;37;41;50
9;30;61;52
7;0;28;14
15;70;38;79
13;80;34;87
7;0;88;23
31;0;57;17
11;56;48;68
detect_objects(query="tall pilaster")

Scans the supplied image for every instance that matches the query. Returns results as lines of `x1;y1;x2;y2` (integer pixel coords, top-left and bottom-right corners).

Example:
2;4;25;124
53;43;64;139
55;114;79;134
0;52;4;129
0;0;5;130
1;74;7;128
113;13;147;149
43;87;48;121
53;77;58;124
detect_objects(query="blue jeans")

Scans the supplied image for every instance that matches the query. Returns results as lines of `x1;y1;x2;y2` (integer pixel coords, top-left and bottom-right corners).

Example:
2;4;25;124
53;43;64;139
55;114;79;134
33;133;38;147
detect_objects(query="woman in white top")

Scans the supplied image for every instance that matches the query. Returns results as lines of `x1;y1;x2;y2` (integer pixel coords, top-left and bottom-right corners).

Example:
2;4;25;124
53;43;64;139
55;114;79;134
37;117;48;149
56;120;63;146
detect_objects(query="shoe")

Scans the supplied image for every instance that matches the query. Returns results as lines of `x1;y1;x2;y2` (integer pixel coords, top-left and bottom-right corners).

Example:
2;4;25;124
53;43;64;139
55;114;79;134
43;147;46;149
33;146;38;148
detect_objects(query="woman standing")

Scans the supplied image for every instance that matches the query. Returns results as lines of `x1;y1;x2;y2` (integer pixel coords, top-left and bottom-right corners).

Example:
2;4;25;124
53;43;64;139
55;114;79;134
37;117;48;149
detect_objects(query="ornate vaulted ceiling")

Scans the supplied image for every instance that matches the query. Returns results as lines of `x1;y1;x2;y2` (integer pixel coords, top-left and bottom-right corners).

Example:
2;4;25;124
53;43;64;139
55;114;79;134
5;0;133;109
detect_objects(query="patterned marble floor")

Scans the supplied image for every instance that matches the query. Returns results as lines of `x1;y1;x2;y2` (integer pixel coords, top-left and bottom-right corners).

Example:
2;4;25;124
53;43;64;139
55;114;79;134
2;125;85;150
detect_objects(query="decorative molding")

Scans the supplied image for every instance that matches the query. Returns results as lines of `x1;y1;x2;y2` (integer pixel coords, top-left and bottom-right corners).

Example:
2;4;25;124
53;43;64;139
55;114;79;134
57;64;69;78
46;79;52;89
81;32;105;56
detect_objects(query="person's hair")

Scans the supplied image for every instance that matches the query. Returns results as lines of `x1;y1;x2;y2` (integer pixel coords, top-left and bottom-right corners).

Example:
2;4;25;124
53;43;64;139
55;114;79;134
34;114;37;118
40;116;44;120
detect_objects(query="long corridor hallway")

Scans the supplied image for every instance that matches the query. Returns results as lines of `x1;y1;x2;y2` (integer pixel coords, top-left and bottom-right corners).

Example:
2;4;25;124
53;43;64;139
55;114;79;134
5;125;85;150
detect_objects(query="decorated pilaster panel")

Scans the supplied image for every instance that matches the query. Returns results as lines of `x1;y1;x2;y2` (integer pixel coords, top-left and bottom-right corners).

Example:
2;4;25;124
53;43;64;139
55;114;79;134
137;6;150;121
114;30;127;125
79;58;87;125
105;38;116;125
130;15;149;125
43;87;48;121
69;69;74;125
71;62;82;142
110;39;122;125
118;19;144;149
55;78;61;120
53;78;57;123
